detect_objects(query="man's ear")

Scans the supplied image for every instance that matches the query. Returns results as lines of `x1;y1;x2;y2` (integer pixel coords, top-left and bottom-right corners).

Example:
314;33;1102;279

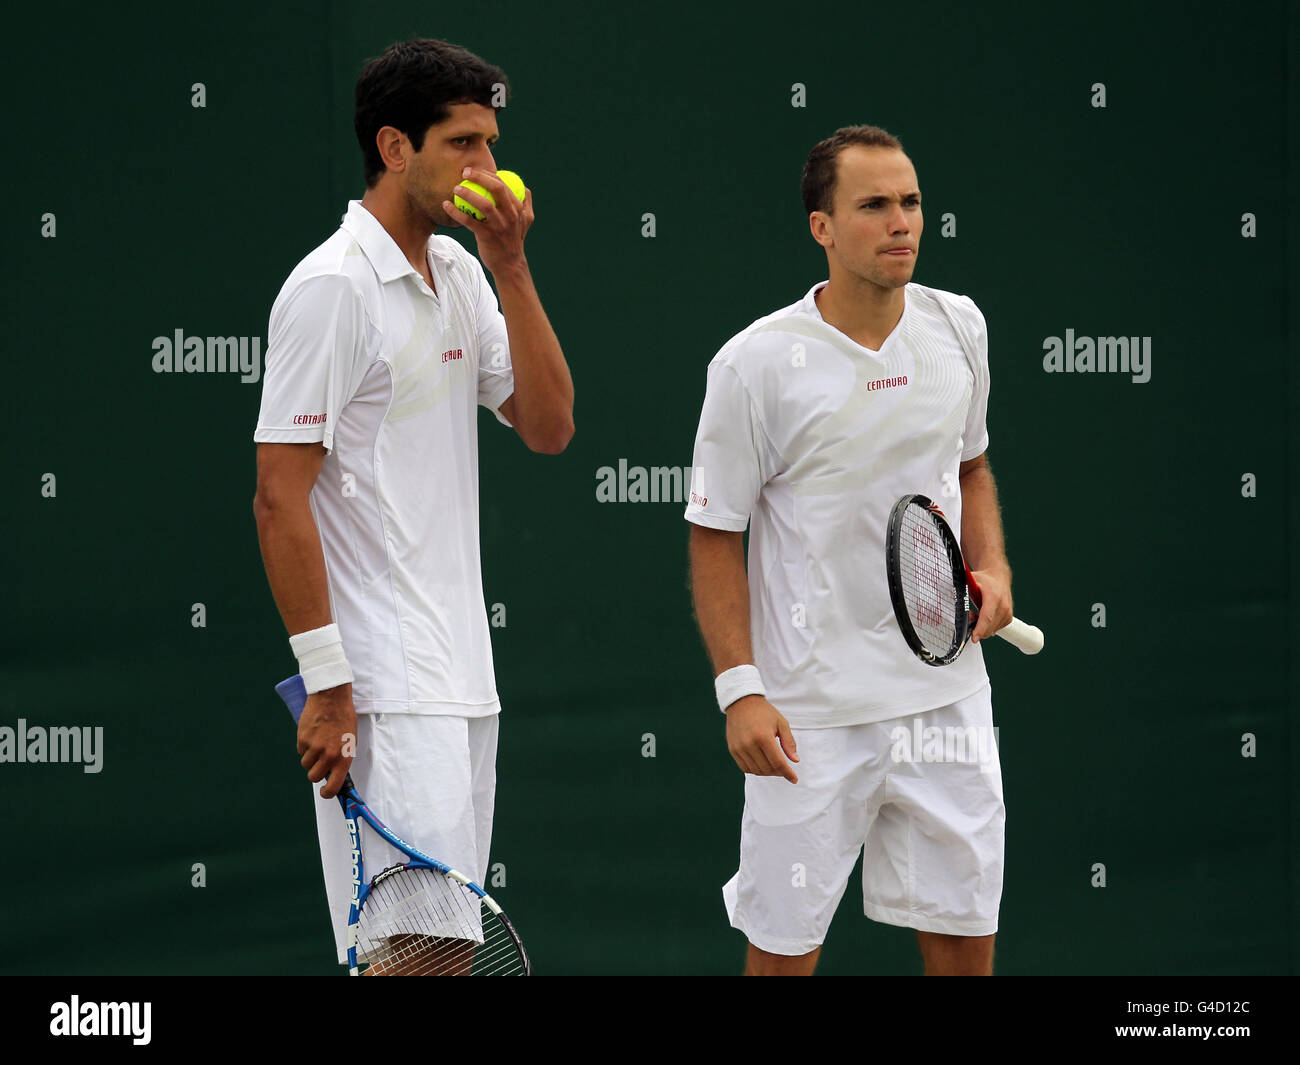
809;210;833;249
375;126;408;175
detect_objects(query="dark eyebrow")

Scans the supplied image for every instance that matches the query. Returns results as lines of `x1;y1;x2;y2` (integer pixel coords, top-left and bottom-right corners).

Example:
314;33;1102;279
858;191;922;203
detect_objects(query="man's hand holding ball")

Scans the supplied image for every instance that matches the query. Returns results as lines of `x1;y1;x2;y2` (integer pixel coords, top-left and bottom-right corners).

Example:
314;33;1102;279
443;167;532;274
453;168;526;220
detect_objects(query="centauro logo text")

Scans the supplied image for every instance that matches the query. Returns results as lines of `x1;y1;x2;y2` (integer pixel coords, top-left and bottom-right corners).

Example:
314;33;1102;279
865;375;908;392
50;997;151;1045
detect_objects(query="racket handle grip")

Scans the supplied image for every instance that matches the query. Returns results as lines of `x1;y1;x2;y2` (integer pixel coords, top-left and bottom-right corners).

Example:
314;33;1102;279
275;675;357;798
997;617;1044;655
275;674;309;722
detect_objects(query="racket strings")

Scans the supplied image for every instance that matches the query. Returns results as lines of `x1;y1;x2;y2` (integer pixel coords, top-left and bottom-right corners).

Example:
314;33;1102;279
355;866;527;976
898;507;963;656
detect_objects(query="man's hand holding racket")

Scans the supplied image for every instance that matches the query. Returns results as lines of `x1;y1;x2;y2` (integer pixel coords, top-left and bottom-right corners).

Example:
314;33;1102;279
726;695;801;784
297;684;357;799
967;565;1013;644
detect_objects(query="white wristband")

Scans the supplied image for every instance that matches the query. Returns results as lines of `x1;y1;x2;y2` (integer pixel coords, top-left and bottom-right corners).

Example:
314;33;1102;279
290;623;354;694
715;664;765;714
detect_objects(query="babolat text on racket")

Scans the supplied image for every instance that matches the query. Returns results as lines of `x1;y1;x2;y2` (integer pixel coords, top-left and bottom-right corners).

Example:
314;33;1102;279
885;494;1044;666
276;674;531;976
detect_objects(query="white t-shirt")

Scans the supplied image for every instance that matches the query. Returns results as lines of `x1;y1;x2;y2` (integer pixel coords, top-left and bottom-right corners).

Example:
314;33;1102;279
685;281;991;728
255;201;515;717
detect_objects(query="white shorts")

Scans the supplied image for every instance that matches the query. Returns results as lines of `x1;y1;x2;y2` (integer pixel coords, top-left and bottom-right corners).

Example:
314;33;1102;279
723;682;1004;955
312;712;499;965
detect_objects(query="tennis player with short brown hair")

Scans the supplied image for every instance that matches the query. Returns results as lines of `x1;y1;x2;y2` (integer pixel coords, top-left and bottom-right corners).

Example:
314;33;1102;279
686;125;1013;976
254;38;572;971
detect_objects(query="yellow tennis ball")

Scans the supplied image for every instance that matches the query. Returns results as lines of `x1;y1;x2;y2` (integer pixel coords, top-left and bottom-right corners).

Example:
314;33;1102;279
496;170;526;203
453;169;527;220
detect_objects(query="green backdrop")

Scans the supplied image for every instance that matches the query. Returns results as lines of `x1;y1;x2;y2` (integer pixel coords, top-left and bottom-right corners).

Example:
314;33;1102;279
4;0;1295;974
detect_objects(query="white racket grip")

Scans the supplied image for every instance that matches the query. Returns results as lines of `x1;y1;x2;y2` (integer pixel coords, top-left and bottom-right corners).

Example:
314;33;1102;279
997;617;1044;655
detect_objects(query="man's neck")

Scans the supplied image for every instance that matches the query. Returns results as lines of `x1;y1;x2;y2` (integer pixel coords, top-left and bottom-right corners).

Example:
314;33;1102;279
815;275;906;351
360;185;436;276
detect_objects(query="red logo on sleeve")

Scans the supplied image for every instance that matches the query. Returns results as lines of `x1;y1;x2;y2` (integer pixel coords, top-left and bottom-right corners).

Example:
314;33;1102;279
292;413;327;425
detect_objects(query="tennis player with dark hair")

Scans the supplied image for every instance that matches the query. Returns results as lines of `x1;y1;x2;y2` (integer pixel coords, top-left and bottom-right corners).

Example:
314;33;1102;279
253;38;573;971
686;126;1012;976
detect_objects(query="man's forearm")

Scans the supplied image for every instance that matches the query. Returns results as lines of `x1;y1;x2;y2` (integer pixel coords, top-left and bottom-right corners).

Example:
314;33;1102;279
254;498;334;637
494;260;574;452
959;462;1011;579
688;526;755;675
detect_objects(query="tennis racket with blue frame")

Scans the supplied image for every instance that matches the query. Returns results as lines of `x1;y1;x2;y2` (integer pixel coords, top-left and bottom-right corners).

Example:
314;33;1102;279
276;674;531;976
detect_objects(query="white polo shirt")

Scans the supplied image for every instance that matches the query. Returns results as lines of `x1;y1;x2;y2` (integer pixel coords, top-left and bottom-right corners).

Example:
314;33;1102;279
255;201;515;717
685;281;991;729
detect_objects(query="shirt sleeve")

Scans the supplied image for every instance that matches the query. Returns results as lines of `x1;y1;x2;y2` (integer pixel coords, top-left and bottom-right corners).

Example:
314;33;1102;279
683;359;776;531
253;273;370;454
471;258;515;427
960;297;991;461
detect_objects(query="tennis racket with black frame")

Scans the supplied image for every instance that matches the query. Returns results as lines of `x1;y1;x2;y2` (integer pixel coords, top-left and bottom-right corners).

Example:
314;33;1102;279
276;674;531;976
885;493;1044;666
